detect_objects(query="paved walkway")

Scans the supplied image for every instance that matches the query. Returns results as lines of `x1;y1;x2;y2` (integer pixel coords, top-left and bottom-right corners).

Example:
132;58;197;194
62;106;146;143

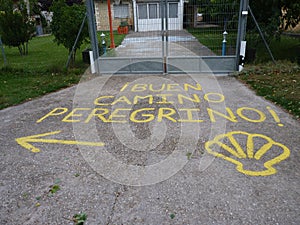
1;72;299;224
115;30;215;57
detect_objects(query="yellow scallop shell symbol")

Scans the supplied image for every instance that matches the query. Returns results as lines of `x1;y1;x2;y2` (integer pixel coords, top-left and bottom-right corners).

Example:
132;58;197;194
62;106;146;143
205;131;290;176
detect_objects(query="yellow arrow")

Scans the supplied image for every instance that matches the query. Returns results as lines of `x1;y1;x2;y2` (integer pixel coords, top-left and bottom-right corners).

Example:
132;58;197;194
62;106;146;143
15;130;105;153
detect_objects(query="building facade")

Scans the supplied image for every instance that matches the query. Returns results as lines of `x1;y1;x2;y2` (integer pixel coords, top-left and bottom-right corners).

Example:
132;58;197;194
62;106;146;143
94;0;184;32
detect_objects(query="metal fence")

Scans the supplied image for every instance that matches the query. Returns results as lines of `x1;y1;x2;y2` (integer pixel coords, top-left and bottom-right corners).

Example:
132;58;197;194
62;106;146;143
184;0;240;56
86;0;248;74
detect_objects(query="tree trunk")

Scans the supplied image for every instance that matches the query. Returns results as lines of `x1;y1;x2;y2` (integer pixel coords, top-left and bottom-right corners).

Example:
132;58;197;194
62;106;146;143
22;44;25;55
25;42;28;55
18;46;23;56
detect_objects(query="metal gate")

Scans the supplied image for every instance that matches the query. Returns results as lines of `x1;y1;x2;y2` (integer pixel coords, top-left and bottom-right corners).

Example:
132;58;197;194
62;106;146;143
86;0;248;75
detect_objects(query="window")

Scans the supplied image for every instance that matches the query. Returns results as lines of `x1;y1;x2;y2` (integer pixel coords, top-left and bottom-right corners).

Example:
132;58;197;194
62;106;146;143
149;4;158;19
159;4;165;18
138;4;147;19
169;3;178;18
114;4;129;18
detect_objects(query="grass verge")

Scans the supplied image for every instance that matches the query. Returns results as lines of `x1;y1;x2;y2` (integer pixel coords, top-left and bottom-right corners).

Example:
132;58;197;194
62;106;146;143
97;31;126;49
236;61;300;119
187;27;238;55
0;32;126;110
0;67;83;109
1;35;87;71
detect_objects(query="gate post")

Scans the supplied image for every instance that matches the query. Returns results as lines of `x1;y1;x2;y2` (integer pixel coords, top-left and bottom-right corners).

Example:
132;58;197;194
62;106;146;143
161;0;169;74
86;0;100;73
235;0;249;71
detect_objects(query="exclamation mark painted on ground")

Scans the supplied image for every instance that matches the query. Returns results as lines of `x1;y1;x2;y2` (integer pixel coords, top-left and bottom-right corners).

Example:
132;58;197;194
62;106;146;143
266;106;284;127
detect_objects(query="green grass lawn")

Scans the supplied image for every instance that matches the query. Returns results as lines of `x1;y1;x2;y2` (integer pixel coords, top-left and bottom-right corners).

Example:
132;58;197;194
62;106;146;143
0;32;126;109
97;31;126;50
1;35;88;71
236;61;300;118
188;27;238;55
0;67;83;109
0;31;126;70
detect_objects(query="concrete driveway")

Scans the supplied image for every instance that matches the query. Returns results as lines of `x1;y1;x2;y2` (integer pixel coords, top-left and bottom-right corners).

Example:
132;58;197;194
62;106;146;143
99;30;232;74
0;71;299;224
115;30;215;57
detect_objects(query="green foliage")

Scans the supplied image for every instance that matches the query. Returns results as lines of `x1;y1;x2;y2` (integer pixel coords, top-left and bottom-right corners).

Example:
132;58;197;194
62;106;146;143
281;0;300;29
192;0;299;43
248;0;300;42
196;0;239;28
73;213;87;225
51;0;89;64
186;152;192;160
249;35;300;64
170;213;175;219
0;0;35;55
49;184;60;194
248;0;281;41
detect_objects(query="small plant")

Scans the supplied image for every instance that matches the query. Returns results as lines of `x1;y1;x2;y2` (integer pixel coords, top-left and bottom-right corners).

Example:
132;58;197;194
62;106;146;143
54;178;61;184
49;184;60;194
73;213;87;225
170;213;175;219
186;152;192;160
120;21;128;27
117;20;129;34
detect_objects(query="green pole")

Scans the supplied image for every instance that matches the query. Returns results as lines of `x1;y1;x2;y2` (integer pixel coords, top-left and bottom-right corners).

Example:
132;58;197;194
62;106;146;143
0;37;7;66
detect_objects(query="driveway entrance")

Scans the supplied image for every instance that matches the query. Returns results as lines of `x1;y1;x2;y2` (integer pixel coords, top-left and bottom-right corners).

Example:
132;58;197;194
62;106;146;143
99;30;237;74
92;0;249;74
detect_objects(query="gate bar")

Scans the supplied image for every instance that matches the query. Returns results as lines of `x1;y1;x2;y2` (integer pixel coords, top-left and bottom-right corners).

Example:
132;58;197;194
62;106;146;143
161;0;165;73
86;0;100;73
235;0;249;70
165;0;169;74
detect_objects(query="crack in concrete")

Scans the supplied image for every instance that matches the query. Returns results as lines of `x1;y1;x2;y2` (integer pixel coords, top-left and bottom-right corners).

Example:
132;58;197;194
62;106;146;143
106;185;128;225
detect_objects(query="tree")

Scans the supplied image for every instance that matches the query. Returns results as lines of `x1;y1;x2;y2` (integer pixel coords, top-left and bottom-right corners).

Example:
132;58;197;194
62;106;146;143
197;0;239;28
249;0;300;39
193;0;299;37
50;0;88;64
39;0;53;11
280;0;300;30
38;0;83;11
0;0;35;56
